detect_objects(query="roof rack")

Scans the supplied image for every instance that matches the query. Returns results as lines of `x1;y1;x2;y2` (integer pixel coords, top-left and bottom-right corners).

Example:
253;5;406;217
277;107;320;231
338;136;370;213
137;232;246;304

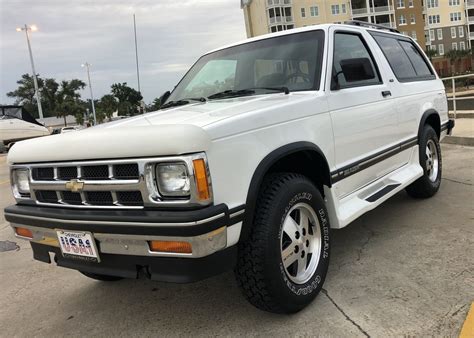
344;20;400;34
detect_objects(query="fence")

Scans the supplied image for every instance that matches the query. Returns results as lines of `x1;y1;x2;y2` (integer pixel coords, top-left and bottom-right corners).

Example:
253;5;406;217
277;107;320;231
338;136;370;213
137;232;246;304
441;73;474;119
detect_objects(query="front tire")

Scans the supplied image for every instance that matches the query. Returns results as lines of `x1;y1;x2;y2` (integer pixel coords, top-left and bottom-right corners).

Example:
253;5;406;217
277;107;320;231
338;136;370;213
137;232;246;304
406;125;442;198
235;173;330;313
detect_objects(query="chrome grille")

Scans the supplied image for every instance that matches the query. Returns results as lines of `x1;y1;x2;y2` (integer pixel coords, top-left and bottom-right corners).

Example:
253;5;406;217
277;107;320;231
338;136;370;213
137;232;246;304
12;154;213;209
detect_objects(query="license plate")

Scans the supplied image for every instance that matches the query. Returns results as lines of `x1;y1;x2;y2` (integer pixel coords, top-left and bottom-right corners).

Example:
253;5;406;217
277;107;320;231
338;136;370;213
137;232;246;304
56;230;100;263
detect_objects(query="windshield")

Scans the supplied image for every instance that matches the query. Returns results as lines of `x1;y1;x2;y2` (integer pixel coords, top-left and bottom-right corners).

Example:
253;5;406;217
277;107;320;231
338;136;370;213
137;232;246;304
167;30;325;103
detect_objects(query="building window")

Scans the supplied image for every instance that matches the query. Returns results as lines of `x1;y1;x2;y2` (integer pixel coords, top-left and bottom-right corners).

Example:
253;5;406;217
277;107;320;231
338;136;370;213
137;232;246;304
427;0;438;8
450;12;462;22
429;29;435;41
397;0;404;8
410;14;416;24
428;15;440;25
438;44;444;55
409;0;414;7
452;42;458;50
331;4;340;15
460;42;465;50
412;31;417;40
449;0;460;5
341;4;346;14
399;15;407;25
451;27;456;38
430;45;437;51
301;7;306;18
458;26;464;37
310;6;318;17
437;28;442;40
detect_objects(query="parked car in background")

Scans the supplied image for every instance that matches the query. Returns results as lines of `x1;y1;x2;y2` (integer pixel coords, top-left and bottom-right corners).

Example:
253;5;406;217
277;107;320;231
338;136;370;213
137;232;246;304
5;22;454;313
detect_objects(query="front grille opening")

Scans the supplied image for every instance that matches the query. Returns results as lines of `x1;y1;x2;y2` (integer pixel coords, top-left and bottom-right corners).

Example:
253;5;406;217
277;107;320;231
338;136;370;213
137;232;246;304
36;190;58;203
86;191;113;205
82;165;109;180
113;164;139;179
117;191;143;206
33;168;54;181
58;166;77;180
61;191;82;205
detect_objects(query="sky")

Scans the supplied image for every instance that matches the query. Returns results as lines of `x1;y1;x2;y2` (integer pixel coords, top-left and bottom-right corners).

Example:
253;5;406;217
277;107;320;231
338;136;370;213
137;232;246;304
0;0;246;105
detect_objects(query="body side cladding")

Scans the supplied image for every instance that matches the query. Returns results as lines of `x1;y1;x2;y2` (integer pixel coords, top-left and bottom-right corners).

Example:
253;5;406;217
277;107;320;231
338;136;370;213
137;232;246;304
241;142;332;241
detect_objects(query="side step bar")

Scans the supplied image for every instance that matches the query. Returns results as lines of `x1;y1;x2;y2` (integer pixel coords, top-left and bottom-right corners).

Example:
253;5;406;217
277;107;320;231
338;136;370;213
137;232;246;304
365;184;401;203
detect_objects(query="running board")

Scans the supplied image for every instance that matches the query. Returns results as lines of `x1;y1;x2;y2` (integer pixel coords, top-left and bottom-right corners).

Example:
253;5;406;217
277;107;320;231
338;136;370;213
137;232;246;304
365;184;401;203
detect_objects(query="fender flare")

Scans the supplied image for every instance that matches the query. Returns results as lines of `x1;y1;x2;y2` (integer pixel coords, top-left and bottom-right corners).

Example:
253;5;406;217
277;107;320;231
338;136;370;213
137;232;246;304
240;141;331;241
418;109;441;140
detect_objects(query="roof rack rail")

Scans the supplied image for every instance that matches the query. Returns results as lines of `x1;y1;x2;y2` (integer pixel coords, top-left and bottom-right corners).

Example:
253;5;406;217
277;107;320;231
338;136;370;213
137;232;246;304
344;20;400;34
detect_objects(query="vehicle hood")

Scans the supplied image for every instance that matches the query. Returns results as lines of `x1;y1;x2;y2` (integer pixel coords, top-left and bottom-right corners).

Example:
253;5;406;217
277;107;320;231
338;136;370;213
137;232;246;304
7;94;318;164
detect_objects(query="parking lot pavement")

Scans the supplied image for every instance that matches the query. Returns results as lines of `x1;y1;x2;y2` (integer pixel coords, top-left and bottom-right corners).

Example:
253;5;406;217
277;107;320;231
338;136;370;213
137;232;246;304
0;144;473;337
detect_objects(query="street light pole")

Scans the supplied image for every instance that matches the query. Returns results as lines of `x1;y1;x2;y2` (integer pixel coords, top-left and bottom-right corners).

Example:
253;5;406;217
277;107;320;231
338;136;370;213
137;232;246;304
16;24;44;120
82;62;97;126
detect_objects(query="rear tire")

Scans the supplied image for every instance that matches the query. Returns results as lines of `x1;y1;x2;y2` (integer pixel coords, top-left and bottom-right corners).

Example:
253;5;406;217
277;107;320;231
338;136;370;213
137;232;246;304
235;173;330;314
406;125;442;199
80;271;123;281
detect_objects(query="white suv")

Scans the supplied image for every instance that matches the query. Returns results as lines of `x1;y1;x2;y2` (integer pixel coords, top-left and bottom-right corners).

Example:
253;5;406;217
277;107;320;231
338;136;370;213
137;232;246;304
6;22;454;313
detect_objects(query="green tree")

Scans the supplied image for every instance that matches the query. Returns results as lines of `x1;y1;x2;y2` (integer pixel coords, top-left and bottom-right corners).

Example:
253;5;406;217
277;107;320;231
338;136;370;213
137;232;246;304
445;49;471;75
110;82;143;116
147;97;162;111
425;49;437;61
56;80;86;126
96;94;118;121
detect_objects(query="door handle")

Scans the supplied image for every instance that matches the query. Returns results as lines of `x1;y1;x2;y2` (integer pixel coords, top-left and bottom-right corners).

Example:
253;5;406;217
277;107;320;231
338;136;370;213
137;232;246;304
381;90;392;97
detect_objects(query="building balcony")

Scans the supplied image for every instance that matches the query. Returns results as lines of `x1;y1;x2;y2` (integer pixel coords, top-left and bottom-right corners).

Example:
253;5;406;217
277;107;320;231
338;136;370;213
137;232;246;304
468;16;474;24
269;16;293;24
378;22;396;28
351;5;393;17
470;32;474;40
466;0;474;9
266;0;291;7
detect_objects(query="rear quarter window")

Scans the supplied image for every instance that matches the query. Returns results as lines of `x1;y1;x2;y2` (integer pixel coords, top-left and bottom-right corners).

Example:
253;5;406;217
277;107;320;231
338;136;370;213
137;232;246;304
370;32;435;82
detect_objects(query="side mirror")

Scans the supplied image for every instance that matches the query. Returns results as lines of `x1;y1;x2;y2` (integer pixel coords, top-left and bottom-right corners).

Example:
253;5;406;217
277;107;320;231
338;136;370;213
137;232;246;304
159;91;171;106
339;58;375;82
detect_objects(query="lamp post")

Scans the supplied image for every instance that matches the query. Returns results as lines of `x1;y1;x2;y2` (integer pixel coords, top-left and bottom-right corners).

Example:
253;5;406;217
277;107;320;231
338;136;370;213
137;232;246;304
16;24;44;120
81;62;97;125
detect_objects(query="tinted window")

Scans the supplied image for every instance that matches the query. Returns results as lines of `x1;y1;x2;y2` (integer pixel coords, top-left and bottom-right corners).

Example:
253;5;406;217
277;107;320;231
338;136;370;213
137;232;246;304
332;33;381;89
398;40;433;77
372;34;434;81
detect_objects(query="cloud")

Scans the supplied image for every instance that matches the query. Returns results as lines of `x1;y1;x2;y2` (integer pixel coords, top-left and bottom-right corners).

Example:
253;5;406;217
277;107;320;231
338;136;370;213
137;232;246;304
0;0;246;104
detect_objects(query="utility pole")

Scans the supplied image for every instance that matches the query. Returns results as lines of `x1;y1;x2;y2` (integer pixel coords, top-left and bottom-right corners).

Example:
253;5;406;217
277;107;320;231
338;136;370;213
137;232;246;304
133;14;145;113
81;62;97;125
16;24;44;120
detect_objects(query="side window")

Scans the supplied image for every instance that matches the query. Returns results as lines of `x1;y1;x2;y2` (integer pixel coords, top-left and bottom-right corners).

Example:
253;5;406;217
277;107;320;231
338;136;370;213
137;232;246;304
371;33;434;82
332;32;381;89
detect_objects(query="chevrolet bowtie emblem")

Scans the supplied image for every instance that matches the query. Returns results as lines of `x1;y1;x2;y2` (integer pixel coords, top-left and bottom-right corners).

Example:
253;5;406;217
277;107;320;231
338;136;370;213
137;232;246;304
65;179;85;192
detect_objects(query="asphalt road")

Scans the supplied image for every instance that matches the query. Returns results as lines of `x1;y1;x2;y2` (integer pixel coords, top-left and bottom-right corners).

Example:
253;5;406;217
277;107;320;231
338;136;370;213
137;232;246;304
0;144;473;337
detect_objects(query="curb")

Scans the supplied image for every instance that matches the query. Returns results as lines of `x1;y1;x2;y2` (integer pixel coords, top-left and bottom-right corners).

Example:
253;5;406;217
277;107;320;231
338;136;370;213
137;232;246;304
442;136;474;147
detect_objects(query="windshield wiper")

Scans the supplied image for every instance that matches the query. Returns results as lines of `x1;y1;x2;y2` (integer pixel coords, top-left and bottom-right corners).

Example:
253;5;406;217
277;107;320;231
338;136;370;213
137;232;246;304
160;97;206;109
207;87;290;100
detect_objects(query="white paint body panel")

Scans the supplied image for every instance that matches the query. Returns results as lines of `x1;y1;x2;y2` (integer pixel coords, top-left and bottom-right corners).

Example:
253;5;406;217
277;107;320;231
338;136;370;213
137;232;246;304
7;24;450;248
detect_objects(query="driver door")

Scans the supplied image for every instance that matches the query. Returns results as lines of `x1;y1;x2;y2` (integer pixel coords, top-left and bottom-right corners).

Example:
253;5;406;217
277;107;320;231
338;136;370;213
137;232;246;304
327;28;400;198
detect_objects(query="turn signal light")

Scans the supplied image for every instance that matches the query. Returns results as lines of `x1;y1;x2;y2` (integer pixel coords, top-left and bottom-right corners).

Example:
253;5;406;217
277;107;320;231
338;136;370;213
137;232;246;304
149;240;192;254
193;159;210;201
15;227;33;239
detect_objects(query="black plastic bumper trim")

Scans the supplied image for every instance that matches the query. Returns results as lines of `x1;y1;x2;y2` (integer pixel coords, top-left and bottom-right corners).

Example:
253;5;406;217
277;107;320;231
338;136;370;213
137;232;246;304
30;242;237;283
5;203;243;237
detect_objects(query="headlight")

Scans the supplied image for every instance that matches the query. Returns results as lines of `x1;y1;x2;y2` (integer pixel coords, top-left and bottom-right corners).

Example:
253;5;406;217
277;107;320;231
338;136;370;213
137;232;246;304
156;163;190;197
12;169;31;196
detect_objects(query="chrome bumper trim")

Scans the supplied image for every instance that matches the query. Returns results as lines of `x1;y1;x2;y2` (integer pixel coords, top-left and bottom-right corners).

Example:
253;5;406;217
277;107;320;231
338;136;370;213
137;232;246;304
10;223;227;258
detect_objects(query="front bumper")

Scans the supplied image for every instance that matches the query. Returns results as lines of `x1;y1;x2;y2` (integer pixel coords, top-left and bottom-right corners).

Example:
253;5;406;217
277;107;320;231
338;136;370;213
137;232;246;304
5;203;244;282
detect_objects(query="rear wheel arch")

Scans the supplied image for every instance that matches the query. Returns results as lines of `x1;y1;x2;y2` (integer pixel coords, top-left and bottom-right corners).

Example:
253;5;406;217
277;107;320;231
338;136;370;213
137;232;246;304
241;142;332;241
419;109;441;140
